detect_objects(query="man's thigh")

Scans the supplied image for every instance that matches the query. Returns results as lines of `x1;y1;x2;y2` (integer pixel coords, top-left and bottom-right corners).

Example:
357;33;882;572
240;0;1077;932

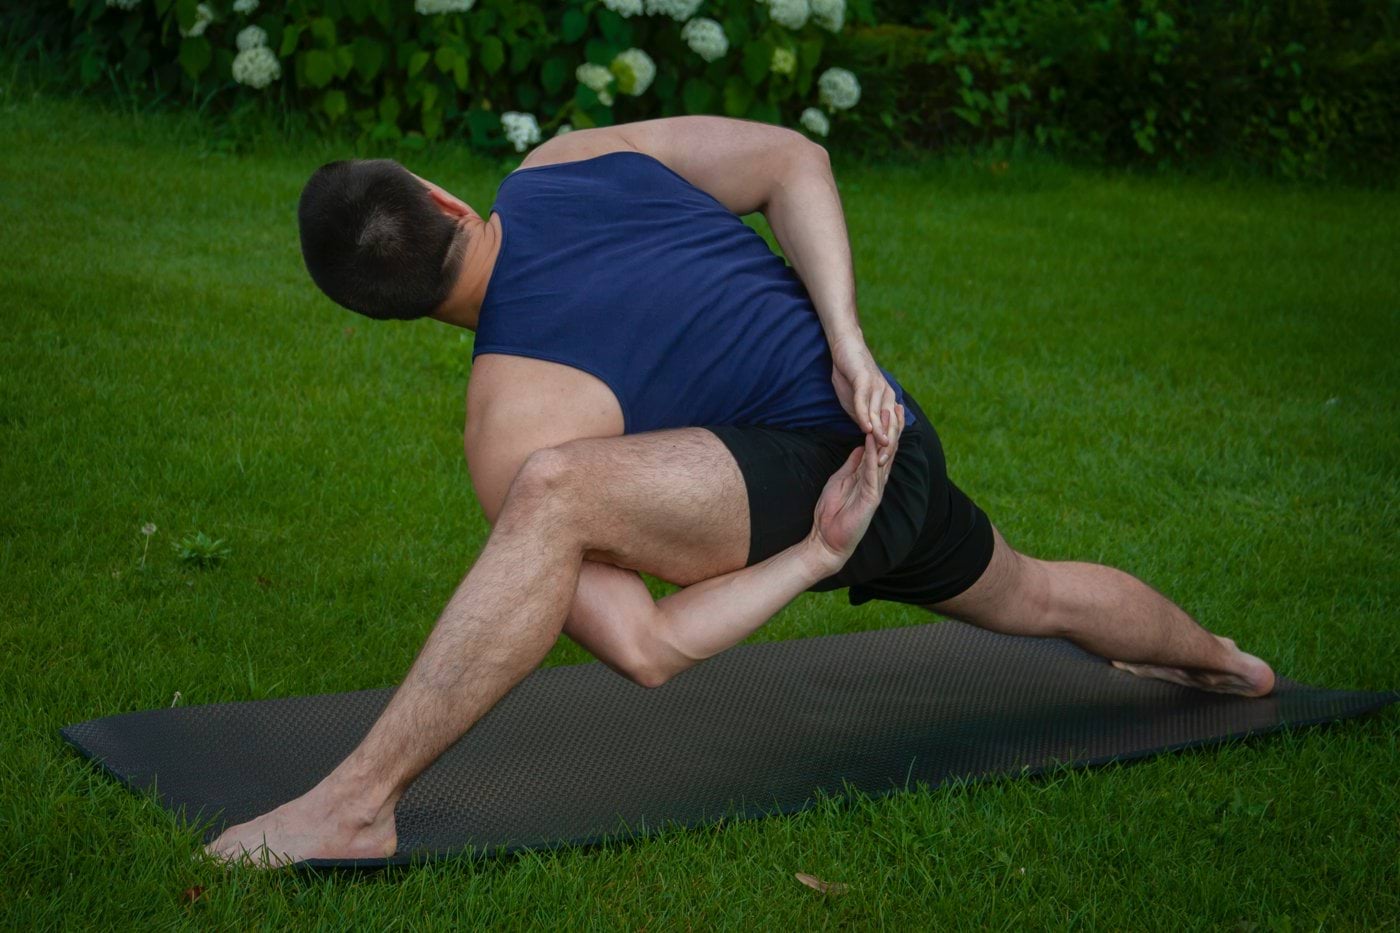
546;428;750;586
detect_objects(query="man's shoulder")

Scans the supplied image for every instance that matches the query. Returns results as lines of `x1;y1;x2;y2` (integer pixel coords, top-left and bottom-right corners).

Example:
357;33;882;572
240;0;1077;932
517;128;637;173
466;354;625;449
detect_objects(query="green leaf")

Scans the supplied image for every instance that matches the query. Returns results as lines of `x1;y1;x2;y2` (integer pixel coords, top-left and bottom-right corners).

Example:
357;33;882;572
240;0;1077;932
509;40;532;76
379;94;401;125
951;106;981;126
281;24;304;57
422;107;443;139
561;8;587;43
466;107;500;146
749;100;780;124
722;76;752;117
597;9;632;46
469;8;497;40
323;89;348;119
303;49;335;88
175;0;197;30
434;46;457;74
343;0;370;23
335;44;355;77
480;36;505;75
353;38;385;81
585;39;615;65
742;40;772;86
310;16;336;47
178;36;211;78
541;55;569;95
409;50;430;78
682;77;713;113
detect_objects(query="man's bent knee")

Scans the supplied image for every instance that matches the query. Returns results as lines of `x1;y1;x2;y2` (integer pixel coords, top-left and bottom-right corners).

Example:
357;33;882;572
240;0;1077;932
495;447;586;538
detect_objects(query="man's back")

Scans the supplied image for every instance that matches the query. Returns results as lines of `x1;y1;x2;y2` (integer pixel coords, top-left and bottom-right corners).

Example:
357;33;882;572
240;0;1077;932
472;150;906;436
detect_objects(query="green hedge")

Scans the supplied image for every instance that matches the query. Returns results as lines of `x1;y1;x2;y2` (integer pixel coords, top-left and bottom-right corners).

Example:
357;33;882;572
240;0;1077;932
59;0;862;151
836;0;1400;179
24;0;1400;177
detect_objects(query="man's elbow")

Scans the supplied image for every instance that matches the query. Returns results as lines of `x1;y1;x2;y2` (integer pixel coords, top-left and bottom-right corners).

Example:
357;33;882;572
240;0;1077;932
767;133;831;207
785;130;830;174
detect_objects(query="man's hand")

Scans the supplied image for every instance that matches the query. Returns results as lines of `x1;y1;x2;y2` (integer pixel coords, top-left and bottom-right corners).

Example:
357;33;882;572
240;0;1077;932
803;419;901;577
830;336;903;464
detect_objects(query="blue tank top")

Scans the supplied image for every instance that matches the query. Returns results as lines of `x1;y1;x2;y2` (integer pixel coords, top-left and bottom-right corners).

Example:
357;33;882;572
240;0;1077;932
473;150;910;436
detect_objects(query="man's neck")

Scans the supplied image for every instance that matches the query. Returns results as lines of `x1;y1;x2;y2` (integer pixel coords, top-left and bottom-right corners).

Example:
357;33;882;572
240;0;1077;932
434;212;503;331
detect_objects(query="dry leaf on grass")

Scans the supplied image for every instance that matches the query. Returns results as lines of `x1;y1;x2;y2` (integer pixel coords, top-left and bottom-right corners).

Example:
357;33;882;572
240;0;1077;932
795;872;849;895
181;885;205;904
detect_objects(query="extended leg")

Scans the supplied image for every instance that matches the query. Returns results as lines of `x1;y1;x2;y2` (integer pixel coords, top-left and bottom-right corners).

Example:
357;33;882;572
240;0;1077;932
207;428;751;864
926;525;1275;696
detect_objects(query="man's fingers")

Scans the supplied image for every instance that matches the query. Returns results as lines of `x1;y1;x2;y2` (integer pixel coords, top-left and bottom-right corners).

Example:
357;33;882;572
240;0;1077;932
871;385;888;446
853;375;872;431
860;432;882;496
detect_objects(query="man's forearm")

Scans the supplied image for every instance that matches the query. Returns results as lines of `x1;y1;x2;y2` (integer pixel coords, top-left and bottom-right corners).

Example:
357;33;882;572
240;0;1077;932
764;144;864;347
647;536;837;678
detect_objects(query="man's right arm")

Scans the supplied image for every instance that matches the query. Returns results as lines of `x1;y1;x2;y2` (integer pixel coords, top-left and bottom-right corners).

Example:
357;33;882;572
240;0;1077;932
467;368;898;687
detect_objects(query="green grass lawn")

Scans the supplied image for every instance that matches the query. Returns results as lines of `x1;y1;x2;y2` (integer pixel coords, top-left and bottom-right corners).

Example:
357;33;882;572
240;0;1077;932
2;92;1397;929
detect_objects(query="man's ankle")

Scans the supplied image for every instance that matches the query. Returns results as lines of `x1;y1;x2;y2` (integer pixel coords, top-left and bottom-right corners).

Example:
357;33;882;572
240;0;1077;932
314;768;401;828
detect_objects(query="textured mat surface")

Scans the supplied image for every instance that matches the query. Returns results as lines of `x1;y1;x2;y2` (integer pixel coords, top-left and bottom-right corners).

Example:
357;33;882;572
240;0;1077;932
62;621;1396;867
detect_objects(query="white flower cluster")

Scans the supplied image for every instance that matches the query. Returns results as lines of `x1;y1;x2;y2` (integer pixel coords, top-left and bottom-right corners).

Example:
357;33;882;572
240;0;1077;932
415;0;475;13
502;112;542;152
179;3;213;37
232;46;280;88
232;0;259;13
767;0;809;30
645;0;702;20
610;47;655;96
602;0;643;16
576;62;615;105
105;0;141;10
810;0;844;32
236;25;267;52
800;107;829;137
681;18;728;62
817;67;860;109
770;46;796;75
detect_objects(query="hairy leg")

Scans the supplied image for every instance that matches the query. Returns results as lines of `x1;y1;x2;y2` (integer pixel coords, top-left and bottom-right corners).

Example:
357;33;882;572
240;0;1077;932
925;525;1275;696
207;428;749;865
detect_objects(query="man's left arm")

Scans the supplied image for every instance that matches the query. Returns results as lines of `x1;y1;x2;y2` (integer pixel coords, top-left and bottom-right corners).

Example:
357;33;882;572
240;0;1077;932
754;138;902;459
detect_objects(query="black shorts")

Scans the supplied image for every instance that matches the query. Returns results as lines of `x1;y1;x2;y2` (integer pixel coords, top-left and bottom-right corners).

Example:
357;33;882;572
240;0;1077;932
704;392;994;607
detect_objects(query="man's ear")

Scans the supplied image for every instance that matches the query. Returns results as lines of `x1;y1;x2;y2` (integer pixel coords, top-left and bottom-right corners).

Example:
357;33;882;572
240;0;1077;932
426;185;471;218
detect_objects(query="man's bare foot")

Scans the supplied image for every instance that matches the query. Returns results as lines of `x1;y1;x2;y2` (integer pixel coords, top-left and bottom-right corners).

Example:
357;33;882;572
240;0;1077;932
1112;636;1276;697
203;782;397;867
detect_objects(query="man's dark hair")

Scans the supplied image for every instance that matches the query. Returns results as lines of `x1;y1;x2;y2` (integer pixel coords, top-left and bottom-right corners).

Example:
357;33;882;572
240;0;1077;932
297;159;467;320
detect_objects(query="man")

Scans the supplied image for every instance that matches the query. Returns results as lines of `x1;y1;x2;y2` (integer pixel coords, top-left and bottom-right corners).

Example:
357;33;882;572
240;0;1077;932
208;117;1275;865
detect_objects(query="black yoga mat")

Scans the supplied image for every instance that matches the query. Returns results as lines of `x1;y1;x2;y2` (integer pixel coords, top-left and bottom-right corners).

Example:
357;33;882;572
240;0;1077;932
62;621;1396;868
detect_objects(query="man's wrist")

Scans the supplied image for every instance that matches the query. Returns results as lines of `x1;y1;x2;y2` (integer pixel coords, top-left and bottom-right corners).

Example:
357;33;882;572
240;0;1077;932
792;534;846;583
822;319;864;349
